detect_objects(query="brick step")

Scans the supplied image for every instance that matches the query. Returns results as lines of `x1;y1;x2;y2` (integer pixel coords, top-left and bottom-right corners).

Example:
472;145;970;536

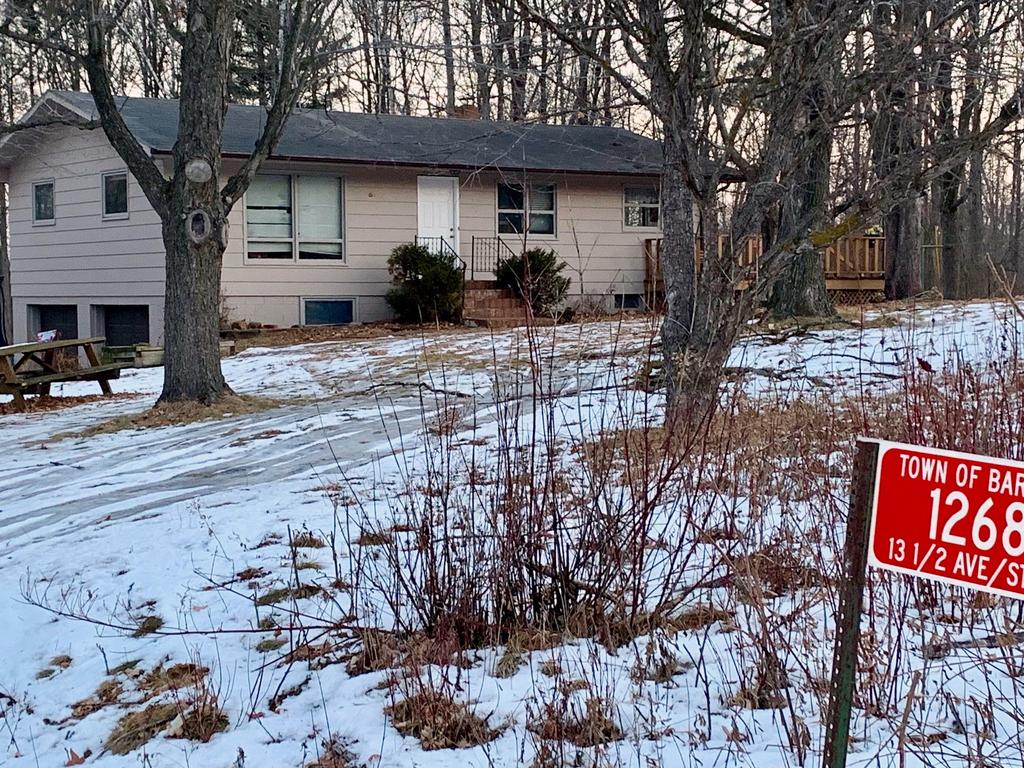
464;288;516;300
465;316;557;329
465;280;501;290
463;297;523;311
464;306;529;320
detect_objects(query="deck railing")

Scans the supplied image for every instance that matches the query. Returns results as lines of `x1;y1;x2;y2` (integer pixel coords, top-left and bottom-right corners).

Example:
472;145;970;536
645;233;886;289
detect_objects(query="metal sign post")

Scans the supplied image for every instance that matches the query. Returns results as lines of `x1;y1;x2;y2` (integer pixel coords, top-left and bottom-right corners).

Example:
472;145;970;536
822;439;879;768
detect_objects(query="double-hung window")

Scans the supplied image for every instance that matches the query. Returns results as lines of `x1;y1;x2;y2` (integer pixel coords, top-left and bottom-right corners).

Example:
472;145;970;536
32;180;55;225
102;171;129;218
497;182;556;236
624;186;660;229
246;174;345;261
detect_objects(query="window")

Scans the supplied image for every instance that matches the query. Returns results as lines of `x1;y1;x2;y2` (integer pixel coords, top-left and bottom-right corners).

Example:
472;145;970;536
99;305;150;346
246;174;344;261
304;299;354;326
32;181;55;224
29;304;77;340
497;182;556;236
614;293;644;310
624;186;660;229
102;172;129;218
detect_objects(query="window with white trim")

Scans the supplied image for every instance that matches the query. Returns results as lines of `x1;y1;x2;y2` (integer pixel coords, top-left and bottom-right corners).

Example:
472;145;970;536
32;180;55;224
497;182;556;236
246;174;344;261
102;172;129;218
624;186;660;229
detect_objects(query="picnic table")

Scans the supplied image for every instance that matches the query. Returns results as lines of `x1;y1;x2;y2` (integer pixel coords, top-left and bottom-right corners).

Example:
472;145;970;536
0;336;127;411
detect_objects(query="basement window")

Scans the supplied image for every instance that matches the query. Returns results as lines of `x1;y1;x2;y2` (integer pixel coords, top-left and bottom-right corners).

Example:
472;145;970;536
32;180;55;225
303;299;354;326
614;293;644;310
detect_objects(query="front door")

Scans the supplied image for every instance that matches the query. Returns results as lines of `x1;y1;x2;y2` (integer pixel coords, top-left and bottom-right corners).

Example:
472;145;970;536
417;176;458;254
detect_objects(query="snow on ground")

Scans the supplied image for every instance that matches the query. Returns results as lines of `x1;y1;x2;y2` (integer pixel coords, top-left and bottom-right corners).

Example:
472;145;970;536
0;301;1020;768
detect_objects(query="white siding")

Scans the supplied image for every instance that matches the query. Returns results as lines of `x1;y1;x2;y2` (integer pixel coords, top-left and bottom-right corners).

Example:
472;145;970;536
7;127;659;339
8;126;165;343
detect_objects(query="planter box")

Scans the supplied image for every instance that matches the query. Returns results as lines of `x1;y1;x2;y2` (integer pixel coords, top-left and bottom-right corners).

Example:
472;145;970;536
132;341;237;368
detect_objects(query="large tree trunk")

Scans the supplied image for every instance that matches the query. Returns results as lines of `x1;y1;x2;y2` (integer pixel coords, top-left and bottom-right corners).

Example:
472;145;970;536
659;141;698;408
160;216;228;402
884;200;921;298
767;0;834;319
768;88;834;317
158;0;233;403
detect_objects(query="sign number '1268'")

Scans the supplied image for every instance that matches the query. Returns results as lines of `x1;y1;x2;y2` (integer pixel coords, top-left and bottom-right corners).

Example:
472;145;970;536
869;440;1024;597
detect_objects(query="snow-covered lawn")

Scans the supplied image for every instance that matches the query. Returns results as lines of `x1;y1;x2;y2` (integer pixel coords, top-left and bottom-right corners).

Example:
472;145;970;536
1;301;1021;767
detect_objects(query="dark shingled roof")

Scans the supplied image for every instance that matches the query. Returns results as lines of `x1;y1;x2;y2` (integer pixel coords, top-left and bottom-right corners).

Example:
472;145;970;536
52;91;663;176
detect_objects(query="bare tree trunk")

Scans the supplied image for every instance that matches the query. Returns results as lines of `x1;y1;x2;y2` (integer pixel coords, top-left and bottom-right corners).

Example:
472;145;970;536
766;0;834;318
768;80;835;317
469;2;490;118
1011;130;1023;280
440;0;457;114
0;184;11;346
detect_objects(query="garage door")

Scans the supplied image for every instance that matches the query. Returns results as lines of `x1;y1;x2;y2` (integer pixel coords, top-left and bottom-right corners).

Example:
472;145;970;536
103;305;150;346
32;304;78;340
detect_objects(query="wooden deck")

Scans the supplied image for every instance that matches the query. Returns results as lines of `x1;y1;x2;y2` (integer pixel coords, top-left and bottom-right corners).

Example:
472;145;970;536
644;234;885;304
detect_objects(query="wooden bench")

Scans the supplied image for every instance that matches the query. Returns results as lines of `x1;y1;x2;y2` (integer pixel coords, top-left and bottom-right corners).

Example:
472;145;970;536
0;336;128;411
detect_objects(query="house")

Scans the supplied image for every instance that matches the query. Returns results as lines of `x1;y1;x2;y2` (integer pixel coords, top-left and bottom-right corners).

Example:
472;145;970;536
0;91;672;344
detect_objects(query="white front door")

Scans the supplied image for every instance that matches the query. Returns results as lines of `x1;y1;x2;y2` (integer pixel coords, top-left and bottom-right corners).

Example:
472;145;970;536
417;176;459;253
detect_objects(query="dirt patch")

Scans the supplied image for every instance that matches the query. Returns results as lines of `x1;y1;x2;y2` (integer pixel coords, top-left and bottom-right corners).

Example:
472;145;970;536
229;321;468;351
54;394;282;440
0;392;138;416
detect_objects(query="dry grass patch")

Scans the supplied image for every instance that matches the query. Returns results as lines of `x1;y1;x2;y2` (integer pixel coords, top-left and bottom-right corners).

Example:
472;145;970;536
346;629;402;675
355;529;392;547
529;697;622;747
141;662;209;695
71;679;124;719
57;394;281;439
306;738;361;768
386;689;497;750
291;531;327;549
105;701;179;755
131;615;165;637
256;637;288;653
255;583;323;606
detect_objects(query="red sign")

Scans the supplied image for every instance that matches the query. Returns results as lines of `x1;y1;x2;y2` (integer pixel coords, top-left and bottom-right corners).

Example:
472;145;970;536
869;439;1024;599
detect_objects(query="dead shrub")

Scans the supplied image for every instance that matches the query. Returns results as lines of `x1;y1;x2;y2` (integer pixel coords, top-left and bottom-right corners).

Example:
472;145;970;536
529;696;622;747
386;688;497;750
